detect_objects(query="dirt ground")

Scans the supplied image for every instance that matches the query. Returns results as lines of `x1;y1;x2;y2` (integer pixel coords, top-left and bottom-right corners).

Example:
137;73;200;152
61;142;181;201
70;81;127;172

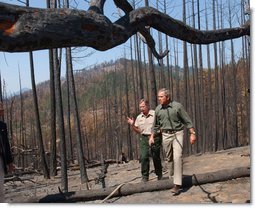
4;145;251;204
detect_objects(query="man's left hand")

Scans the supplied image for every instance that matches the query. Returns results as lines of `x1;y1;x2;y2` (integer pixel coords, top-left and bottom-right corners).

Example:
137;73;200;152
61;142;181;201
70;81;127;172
190;134;196;145
149;135;154;146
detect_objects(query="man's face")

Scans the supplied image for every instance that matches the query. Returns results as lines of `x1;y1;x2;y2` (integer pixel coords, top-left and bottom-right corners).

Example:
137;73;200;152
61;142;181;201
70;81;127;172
139;102;149;114
158;91;169;105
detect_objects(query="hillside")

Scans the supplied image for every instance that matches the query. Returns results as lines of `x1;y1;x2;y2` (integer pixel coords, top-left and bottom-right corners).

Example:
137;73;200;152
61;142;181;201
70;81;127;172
5;58;181;162
4;57;250;171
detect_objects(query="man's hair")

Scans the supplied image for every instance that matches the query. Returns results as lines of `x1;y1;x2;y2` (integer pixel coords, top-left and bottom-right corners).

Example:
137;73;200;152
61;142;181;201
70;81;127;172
139;99;149;106
158;88;171;98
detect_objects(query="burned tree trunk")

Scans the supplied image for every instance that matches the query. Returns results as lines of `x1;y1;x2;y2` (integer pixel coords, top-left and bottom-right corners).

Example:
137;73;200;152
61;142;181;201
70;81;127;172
29;51;50;179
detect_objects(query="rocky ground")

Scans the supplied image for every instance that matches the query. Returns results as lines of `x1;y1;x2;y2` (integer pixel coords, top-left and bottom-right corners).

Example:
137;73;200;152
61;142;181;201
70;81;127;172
4;145;251;204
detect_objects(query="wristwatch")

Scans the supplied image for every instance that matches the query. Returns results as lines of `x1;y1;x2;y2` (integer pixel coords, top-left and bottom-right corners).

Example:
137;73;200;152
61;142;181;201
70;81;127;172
190;131;196;135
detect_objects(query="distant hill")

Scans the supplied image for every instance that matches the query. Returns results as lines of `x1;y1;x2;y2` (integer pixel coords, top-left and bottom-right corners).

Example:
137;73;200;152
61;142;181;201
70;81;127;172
4;57;249;164
5;58;183;161
8;87;31;97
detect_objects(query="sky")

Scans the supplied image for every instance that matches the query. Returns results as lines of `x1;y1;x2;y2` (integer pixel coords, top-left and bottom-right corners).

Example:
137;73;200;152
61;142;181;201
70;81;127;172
0;0;253;95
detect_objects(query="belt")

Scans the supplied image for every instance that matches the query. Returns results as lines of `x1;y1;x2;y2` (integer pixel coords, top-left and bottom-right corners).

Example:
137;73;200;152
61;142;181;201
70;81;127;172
161;129;176;134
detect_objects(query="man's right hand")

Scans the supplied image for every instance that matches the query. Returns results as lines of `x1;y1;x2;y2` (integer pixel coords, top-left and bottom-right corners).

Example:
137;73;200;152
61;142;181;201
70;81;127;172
127;117;134;126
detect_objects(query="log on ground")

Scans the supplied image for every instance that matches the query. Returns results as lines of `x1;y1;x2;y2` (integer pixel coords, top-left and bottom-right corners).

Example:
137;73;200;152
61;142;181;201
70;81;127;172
25;166;250;203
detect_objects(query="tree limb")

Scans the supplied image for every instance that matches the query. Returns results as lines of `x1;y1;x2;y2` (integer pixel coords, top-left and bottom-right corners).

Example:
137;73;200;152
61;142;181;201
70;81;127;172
0;2;250;53
114;0;169;63
88;0;106;14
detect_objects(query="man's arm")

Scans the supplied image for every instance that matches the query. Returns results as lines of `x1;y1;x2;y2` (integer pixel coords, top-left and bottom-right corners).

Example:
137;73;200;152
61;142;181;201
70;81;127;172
149;109;160;146
177;104;193;129
127;117;141;134
177;104;196;145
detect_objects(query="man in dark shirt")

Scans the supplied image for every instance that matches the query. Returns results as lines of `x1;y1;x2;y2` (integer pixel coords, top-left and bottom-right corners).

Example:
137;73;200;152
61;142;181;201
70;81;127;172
149;88;196;195
0;103;14;202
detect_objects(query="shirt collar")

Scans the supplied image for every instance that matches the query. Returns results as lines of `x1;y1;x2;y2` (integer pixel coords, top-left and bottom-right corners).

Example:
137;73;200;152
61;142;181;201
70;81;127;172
141;110;153;117
160;101;173;109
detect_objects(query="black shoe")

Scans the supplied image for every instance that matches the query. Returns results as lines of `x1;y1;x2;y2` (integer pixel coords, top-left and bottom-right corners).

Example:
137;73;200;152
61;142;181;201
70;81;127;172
142;177;148;183
171;185;181;195
157;174;163;180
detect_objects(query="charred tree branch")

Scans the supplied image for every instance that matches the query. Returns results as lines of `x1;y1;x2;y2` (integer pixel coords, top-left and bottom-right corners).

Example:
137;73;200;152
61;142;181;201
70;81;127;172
0;3;250;54
88;0;106;14
113;0;169;63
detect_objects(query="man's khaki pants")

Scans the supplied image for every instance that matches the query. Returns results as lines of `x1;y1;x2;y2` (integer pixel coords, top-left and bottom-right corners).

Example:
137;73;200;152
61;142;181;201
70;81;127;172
162;130;184;186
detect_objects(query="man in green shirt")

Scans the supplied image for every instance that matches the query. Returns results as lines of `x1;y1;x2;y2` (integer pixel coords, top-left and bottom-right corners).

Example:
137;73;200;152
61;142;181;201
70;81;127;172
127;99;162;182
149;88;196;195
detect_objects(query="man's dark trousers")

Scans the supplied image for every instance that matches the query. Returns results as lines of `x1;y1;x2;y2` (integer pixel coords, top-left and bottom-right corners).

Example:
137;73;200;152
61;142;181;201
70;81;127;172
140;135;162;180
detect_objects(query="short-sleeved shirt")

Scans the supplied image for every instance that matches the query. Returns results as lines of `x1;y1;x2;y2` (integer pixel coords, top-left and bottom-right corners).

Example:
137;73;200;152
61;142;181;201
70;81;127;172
134;110;155;135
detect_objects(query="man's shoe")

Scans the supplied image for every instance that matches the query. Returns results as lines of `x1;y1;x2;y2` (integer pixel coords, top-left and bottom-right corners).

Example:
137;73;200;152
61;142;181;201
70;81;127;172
157;174;163;180
171;185;181;195
142;177;148;183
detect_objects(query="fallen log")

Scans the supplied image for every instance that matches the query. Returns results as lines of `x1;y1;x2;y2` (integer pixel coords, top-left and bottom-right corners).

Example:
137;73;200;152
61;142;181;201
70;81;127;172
25;166;250;203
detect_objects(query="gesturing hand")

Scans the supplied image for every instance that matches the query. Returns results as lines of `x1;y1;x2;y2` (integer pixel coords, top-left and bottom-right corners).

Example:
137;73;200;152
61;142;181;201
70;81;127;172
127;117;134;126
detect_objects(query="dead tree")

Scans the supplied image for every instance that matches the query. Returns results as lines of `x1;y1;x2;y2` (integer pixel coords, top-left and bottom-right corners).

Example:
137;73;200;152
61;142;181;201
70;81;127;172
29;51;50;179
